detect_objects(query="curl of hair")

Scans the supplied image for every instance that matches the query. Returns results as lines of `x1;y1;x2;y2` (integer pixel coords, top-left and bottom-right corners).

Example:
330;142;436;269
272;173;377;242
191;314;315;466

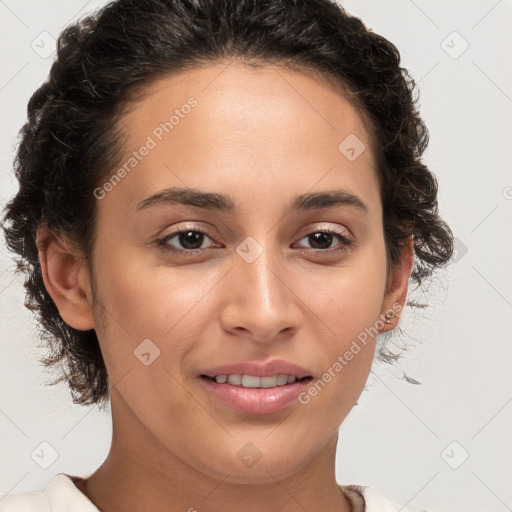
1;0;453;407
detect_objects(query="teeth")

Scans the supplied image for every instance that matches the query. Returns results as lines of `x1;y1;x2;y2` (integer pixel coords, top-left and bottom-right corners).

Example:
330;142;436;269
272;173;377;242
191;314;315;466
213;374;301;388
260;376;278;388
227;375;242;385
277;375;288;385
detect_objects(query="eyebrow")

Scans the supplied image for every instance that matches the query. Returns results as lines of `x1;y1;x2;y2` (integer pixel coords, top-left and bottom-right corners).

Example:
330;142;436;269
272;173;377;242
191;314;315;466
136;187;368;213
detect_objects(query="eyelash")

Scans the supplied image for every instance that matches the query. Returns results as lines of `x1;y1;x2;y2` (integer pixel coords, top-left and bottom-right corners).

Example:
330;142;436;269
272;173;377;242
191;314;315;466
155;227;353;256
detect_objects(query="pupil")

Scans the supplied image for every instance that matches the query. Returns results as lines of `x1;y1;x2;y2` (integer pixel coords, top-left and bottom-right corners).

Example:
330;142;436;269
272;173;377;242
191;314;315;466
309;232;332;249
179;231;203;249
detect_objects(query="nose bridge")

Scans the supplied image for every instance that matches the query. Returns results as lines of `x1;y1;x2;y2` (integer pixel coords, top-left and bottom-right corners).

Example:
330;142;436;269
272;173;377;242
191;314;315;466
220;233;301;340
235;235;285;311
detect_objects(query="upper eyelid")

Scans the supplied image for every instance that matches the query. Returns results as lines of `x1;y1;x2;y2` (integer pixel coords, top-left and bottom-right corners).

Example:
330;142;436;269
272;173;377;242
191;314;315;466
162;224;351;238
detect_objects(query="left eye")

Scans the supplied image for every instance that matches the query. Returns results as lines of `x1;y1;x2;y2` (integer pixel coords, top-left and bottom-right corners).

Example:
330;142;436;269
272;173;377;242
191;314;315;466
293;230;352;252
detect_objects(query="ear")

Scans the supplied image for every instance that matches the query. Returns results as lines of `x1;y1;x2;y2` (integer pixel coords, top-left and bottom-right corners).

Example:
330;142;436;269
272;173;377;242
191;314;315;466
378;235;415;333
35;227;96;331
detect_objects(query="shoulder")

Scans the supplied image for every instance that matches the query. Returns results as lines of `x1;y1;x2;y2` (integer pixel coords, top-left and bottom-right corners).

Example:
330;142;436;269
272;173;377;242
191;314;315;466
0;474;98;512
341;484;440;512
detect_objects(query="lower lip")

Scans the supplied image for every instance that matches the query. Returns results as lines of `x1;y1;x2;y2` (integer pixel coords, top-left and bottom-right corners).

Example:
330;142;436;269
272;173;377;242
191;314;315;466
199;376;312;415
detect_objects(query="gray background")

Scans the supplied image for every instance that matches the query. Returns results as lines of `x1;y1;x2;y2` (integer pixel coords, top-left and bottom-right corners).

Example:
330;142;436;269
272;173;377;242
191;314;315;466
1;1;511;511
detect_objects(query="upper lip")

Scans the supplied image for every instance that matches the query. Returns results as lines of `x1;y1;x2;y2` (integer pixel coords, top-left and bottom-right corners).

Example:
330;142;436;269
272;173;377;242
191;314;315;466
200;359;312;379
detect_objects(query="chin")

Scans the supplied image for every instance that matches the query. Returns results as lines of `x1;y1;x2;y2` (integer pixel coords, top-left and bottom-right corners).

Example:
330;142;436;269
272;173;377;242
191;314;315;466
188;442;315;485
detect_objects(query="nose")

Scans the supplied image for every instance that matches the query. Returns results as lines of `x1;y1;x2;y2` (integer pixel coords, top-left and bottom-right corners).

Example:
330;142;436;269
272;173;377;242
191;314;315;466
218;240;303;344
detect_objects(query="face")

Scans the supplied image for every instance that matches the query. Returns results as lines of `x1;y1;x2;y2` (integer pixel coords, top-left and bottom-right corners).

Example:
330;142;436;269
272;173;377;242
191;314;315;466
49;62;410;484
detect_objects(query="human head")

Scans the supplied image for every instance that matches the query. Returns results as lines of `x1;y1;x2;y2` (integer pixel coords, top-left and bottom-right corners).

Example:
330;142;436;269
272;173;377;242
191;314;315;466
2;0;452;415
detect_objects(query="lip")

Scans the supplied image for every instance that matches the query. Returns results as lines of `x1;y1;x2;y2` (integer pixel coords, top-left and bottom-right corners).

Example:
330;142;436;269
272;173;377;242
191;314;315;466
200;359;312;379
199;376;313;415
198;358;313;415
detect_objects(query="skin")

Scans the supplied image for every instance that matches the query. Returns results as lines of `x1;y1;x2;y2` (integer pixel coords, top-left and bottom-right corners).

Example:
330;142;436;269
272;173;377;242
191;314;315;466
36;62;414;512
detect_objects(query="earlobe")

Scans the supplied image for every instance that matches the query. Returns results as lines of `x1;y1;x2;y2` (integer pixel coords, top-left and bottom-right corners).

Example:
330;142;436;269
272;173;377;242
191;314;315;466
379;235;415;333
36;228;96;331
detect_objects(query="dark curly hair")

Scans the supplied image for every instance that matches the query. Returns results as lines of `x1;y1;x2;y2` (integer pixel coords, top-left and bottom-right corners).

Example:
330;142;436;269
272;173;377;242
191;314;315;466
1;0;453;409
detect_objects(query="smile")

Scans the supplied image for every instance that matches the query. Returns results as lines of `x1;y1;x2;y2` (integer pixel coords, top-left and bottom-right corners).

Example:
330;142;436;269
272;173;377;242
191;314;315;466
202;374;311;388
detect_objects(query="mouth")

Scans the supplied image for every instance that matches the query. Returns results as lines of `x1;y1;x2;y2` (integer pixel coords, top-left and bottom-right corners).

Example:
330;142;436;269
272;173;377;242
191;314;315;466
198;373;314;415
200;374;313;388
198;359;314;414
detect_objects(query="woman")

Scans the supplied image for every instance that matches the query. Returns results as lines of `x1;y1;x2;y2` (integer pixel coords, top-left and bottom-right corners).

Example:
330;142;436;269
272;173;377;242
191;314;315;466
0;0;453;510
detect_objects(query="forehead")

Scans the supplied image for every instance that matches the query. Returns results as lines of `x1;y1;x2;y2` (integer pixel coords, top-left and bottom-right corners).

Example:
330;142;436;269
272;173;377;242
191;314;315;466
125;61;370;145
103;62;380;213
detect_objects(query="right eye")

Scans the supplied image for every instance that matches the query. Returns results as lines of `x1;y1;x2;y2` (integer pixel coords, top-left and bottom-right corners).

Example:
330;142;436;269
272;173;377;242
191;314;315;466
156;229;217;252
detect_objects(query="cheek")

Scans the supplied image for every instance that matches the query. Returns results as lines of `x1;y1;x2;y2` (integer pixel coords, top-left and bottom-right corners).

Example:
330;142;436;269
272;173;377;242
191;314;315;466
295;275;383;434
93;241;211;333
300;245;387;337
294;243;387;403
90;247;223;386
